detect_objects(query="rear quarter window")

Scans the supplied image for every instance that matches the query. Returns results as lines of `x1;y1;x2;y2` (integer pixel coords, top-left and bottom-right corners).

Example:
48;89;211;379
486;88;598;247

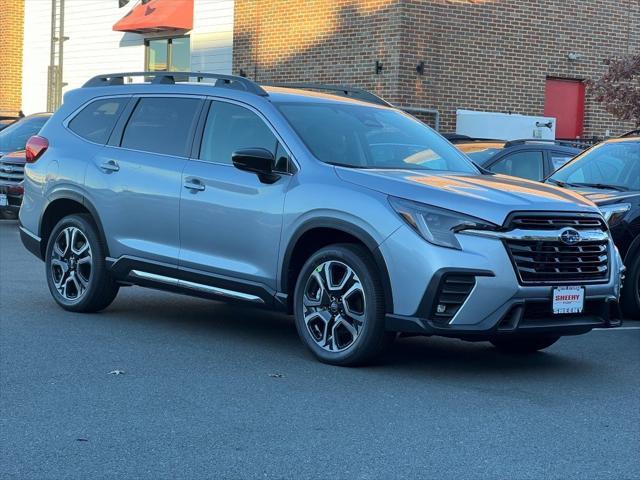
68;98;129;144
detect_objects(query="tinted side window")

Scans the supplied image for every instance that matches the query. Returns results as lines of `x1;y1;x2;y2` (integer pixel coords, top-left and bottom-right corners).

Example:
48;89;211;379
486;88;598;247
69;98;128;144
121;97;201;156
550;152;574;171
200;101;277;165
491;150;544;181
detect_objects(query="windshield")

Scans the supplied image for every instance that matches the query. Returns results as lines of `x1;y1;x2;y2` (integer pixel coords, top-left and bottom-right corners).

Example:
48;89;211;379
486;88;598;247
454;142;505;164
549;140;640;190
0;116;49;153
276;102;479;173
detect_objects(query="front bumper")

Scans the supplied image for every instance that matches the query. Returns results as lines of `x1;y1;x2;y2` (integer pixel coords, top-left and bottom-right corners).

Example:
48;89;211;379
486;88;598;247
379;225;623;338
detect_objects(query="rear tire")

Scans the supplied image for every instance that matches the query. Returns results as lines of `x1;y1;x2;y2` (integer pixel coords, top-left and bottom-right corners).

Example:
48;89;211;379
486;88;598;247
621;254;640;320
490;335;560;354
293;244;394;366
45;214;119;312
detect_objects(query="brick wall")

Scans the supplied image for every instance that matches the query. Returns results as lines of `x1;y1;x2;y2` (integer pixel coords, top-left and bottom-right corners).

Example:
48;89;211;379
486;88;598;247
233;0;639;137
233;0;403;97
0;0;25;117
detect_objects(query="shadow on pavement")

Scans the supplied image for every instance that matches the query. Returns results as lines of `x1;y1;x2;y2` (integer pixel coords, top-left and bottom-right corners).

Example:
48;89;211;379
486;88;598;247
102;290;596;378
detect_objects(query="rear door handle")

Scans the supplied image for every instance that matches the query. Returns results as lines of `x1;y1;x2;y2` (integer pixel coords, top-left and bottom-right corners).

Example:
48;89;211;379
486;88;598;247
99;160;120;172
183;179;205;192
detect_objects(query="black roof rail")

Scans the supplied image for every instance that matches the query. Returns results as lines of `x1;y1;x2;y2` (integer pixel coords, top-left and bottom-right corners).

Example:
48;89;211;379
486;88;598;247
620;129;640;138
269;83;393;107
503;138;585;148
82;71;269;96
444;134;505;144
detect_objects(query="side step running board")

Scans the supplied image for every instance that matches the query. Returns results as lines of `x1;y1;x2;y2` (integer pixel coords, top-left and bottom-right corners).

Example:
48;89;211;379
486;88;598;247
129;270;265;304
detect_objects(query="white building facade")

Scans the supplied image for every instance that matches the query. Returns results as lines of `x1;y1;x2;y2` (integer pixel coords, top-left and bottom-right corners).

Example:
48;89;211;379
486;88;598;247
22;0;235;114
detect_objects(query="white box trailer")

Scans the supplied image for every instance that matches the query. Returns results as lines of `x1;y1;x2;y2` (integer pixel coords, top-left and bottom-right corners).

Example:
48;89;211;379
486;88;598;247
456;109;556;140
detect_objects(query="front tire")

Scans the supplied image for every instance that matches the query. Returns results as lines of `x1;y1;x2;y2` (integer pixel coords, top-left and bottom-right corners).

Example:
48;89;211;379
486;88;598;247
45;214;119;312
621;254;640;320
293;244;394;366
490;335;560;354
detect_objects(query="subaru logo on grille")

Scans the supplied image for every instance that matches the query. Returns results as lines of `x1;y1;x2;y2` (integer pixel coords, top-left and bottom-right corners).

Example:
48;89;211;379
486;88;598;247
1;165;14;173
559;228;581;245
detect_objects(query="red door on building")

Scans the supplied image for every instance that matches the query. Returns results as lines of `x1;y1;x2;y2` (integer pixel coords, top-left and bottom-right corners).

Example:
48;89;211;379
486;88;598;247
544;78;585;139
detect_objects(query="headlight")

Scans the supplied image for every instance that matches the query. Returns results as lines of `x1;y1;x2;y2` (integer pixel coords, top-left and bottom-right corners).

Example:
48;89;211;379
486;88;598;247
599;203;631;227
389;196;496;250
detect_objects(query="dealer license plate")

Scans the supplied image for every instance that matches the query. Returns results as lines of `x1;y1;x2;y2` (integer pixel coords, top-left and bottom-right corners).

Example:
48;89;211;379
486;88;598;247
0;194;7;207
552;286;584;314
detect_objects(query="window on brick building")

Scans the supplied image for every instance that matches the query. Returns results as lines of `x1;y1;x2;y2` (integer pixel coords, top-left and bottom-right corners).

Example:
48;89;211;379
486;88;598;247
145;36;190;72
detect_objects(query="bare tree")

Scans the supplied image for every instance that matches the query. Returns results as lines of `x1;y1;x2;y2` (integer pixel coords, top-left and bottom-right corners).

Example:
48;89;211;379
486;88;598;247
590;54;640;127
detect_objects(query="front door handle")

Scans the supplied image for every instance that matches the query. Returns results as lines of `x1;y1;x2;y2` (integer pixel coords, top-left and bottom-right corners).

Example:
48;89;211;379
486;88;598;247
99;160;120;172
183;179;205;192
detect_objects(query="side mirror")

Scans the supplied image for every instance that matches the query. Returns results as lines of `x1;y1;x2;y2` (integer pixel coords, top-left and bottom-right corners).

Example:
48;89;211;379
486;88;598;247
232;148;279;183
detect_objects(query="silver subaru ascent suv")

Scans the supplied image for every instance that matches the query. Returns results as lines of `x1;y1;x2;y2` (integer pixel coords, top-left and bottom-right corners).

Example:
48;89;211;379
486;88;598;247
19;72;623;365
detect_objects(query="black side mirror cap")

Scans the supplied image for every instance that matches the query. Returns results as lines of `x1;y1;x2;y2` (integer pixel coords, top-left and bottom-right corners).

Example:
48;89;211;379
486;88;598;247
232;148;280;184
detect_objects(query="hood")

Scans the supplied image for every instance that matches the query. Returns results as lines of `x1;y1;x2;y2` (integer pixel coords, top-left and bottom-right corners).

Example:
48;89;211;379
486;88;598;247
566;187;640;207
0;150;26;164
335;168;598;225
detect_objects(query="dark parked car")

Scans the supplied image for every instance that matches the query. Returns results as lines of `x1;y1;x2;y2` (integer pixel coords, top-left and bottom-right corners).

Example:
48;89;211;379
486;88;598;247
547;135;640;318
0;113;51;215
0;120;16;132
447;136;582;181
0;150;27;215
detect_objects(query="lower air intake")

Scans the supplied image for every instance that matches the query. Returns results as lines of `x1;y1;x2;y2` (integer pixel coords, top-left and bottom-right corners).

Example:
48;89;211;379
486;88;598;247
431;274;476;323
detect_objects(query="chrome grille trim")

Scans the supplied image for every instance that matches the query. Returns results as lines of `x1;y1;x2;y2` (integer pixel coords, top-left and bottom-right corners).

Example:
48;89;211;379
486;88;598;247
0;158;25;184
463;229;609;243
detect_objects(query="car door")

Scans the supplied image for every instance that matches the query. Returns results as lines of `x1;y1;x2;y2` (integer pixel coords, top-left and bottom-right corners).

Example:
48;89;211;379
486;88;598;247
86;95;204;266
488;149;545;181
179;99;293;292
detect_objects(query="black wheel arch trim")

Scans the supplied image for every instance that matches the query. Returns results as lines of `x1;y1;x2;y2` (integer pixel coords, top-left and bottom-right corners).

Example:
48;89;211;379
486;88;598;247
280;218;394;313
623;234;640;266
39;189;110;258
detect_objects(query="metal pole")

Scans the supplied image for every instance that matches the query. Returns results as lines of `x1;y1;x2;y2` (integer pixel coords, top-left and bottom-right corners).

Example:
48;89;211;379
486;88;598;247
47;0;57;112
57;0;65;109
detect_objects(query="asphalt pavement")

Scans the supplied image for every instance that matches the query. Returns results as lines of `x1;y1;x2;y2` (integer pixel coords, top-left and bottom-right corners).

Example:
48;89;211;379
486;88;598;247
1;218;639;479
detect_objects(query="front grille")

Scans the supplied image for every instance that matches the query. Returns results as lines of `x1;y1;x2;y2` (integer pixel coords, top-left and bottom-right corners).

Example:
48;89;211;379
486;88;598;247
510;215;605;230
431;274;476;322
0;157;25;184
505;214;609;285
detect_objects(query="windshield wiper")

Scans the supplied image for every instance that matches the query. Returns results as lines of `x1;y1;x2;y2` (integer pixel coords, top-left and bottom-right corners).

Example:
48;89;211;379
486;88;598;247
547;178;628;191
547;178;568;187
325;162;369;169
566;182;629;192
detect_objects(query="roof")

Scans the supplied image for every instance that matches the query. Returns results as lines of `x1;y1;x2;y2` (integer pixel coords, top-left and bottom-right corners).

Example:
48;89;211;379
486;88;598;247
605;136;640;144
24;112;52;119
